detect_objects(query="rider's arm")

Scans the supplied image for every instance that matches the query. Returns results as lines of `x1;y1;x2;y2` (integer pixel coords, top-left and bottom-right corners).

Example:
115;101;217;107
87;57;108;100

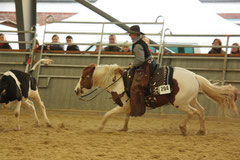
132;44;145;68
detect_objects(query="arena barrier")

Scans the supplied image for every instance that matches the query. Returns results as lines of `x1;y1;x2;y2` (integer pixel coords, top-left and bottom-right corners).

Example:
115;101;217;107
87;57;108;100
0;19;239;116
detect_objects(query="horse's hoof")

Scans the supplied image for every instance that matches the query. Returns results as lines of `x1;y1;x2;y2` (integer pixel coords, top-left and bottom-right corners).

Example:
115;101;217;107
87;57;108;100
34;121;40;126
14;126;21;131
118;128;128;132
98;126;104;131
46;123;53;128
179;125;187;136
196;130;206;135
33;123;40;128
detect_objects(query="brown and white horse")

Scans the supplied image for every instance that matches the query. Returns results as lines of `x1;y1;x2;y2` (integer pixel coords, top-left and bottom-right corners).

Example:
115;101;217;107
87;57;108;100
74;64;239;135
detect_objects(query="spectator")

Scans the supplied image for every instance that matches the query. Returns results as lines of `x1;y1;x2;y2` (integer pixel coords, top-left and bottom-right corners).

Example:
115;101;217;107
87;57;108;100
47;34;64;51
0;33;12;49
208;38;225;54
121;41;131;52
66;35;80;51
104;34;121;52
95;42;102;52
230;43;240;54
34;39;40;50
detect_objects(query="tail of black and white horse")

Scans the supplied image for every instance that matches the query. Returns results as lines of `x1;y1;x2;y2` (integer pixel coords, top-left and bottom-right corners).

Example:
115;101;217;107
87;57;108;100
74;64;239;135
0;59;53;130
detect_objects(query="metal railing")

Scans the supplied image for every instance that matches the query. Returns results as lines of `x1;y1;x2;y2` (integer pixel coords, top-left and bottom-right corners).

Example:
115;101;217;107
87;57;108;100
0;27;37;73
0;18;239;114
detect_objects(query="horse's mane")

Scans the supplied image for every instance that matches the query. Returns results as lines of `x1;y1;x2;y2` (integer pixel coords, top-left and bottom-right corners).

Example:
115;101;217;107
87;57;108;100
92;64;123;88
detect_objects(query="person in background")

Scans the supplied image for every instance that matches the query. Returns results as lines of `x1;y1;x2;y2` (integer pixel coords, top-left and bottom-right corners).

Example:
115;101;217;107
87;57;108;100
121;41;131;52
103;34;121;52
208;38;225;54
230;43;240;54
0;33;12;49
66;35;80;51
95;42;102;52
142;37;153;52
47;34;64;51
34;39;40;50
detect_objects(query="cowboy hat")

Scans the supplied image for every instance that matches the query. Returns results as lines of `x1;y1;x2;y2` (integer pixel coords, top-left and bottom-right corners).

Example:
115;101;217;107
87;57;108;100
128;25;144;35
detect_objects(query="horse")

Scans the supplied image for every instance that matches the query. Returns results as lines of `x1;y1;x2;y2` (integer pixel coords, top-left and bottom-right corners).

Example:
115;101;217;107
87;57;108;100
74;64;239;135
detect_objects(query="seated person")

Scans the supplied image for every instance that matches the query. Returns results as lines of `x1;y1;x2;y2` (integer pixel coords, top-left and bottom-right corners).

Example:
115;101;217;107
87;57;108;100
0;33;12;49
34;39;48;52
121;41;131;52
66;35;80;51
104;34;121;52
230;43;240;54
47;34;64;51
95;42;103;52
208;38;225;54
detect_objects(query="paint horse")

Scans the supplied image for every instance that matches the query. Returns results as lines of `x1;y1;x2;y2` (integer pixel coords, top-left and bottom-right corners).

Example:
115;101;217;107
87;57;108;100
74;64;239;135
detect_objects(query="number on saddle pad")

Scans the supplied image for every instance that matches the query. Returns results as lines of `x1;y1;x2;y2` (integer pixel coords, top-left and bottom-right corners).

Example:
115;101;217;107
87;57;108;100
158;84;171;95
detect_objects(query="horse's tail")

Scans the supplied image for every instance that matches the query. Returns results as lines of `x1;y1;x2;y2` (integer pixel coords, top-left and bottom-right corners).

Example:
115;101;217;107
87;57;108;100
195;74;239;117
28;59;53;74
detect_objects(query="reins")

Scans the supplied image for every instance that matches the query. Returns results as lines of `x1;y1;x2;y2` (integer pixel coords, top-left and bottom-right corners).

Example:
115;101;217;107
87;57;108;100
78;75;123;101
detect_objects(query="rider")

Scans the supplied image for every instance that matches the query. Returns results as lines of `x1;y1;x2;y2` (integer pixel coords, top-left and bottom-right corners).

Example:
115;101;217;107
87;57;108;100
128;25;156;116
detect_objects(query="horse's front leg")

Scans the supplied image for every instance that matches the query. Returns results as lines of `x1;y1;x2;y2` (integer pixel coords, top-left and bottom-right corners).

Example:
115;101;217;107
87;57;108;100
98;103;130;131
119;104;131;131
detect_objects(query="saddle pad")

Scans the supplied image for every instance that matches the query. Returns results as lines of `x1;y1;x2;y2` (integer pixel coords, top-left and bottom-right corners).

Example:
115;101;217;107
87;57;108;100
149;65;174;95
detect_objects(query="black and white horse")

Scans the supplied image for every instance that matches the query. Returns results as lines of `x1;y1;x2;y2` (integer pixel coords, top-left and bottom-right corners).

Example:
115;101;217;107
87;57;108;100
74;64;239;135
0;59;52;130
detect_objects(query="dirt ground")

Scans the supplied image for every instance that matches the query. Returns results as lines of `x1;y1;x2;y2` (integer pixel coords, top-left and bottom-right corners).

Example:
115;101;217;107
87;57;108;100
0;108;240;160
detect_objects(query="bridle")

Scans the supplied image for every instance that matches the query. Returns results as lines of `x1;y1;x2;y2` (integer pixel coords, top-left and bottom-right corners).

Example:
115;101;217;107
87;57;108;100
78;75;123;101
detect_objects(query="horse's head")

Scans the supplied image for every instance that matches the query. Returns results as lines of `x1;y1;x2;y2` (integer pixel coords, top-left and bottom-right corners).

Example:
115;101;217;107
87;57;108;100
74;64;96;96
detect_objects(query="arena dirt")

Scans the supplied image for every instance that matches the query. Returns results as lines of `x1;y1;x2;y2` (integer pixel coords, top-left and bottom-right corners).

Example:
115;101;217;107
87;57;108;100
0;108;239;160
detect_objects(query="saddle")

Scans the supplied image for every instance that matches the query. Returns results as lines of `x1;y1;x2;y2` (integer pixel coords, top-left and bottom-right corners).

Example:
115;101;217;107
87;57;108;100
145;65;174;108
122;65;175;109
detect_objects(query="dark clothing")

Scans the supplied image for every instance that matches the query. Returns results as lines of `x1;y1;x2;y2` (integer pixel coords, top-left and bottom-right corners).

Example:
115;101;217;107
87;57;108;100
49;44;64;51
66;45;80;51
37;45;47;51
104;46;121;52
208;48;225;54
231;51;240;54
132;38;156;76
0;43;12;49
130;36;156;117
132;39;151;59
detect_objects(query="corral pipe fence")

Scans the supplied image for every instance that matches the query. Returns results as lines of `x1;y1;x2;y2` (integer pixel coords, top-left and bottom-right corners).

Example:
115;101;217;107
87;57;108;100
159;29;240;85
0;19;239;116
0;27;37;74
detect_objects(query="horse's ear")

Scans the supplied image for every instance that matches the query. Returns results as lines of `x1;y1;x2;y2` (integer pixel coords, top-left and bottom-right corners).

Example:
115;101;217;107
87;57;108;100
89;64;96;69
112;67;124;82
114;67;124;76
88;64;96;72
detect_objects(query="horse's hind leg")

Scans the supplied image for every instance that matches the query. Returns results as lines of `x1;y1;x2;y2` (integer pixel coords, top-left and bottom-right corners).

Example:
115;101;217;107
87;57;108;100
190;98;206;135
98;104;130;131
177;104;200;136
